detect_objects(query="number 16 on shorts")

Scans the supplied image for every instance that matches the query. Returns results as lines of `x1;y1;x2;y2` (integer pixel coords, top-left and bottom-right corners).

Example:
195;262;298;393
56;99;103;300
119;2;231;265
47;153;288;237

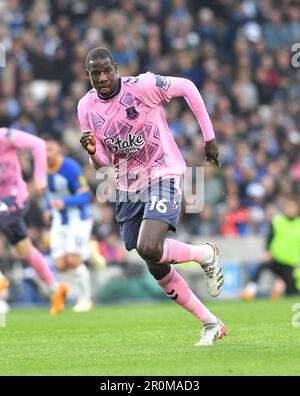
149;196;168;214
145;194;181;230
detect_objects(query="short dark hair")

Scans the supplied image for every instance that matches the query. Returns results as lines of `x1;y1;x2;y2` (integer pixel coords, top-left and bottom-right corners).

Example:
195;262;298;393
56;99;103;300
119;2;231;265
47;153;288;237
40;133;61;144
85;47;114;70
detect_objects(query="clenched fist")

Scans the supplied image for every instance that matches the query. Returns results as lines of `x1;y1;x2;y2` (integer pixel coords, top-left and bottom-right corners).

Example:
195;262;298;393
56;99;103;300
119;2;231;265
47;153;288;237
204;139;220;167
80;131;96;155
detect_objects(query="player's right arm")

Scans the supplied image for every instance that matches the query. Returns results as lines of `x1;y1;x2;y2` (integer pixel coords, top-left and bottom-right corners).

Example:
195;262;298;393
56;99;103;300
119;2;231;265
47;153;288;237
77;98;110;170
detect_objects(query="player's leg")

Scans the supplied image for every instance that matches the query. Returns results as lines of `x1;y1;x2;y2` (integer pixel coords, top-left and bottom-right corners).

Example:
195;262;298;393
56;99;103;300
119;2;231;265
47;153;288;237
50;255;70;314
66;253;93;312
241;260;273;300
242;259;296;299
0;267;10;314
1;206;58;295
269;279;286;300
268;260;297;296
251;259;295;298
14;237;55;288
2;210;61;297
128;217;212;319
0;214;13;293
136;219;226;343
138;178;224;297
13;237;68;314
0;269;9;293
0;214;12;310
159;239;223;297
53;256;68;272
50;224;77;313
138;220;224;297
118;180;226;346
65;220;93;312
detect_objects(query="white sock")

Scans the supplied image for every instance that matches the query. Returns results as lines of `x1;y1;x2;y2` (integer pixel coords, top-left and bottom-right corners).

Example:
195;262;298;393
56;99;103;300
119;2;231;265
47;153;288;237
74;264;92;301
48;282;59;296
200;244;214;263
246;282;258;295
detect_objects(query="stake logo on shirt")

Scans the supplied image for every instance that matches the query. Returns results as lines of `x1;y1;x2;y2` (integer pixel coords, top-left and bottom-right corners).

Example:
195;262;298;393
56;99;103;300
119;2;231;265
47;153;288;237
104;133;145;154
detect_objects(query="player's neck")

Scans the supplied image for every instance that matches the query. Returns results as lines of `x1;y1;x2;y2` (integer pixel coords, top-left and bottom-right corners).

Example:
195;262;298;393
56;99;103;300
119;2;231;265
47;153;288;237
97;78;121;101
48;155;63;174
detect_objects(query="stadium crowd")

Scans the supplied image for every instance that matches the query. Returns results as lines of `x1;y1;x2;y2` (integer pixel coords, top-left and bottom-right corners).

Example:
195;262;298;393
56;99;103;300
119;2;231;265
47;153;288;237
0;0;300;287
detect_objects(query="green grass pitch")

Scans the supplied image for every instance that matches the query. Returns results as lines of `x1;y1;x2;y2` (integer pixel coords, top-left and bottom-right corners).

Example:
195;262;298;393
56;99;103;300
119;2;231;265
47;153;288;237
0;298;299;376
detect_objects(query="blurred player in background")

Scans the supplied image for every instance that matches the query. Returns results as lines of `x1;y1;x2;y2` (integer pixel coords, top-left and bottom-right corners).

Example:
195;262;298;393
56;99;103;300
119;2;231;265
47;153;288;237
0;270;9;292
0;269;9;314
45;136;93;312
0;128;67;314
79;48;226;346
242;198;300;300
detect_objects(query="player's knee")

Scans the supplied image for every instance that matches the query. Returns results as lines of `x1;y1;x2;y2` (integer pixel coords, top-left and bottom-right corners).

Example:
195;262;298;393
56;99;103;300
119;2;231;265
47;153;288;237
147;262;158;277
146;262;162;278
66;254;81;269
54;258;68;272
14;238;32;259
136;240;163;262
146;262;172;280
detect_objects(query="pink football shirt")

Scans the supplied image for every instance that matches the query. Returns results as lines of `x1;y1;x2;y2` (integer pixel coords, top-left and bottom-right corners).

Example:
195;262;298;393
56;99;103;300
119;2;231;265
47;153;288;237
0;128;47;209
78;73;215;191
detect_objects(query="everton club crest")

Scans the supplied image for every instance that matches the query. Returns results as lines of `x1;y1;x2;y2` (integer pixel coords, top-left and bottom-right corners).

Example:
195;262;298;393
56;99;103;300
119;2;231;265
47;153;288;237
126;106;139;120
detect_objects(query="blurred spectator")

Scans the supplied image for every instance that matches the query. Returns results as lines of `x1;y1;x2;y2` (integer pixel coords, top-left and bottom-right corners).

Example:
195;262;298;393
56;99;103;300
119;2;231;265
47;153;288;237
263;9;293;50
242;198;300;299
219;195;251;236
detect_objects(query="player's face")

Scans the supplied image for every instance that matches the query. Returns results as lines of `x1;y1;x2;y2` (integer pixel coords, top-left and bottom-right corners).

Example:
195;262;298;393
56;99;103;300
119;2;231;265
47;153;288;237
46;140;61;167
87;58;118;97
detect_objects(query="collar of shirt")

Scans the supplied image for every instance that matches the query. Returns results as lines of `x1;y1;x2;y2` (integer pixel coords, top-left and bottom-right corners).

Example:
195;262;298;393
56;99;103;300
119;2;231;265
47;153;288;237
97;77;122;101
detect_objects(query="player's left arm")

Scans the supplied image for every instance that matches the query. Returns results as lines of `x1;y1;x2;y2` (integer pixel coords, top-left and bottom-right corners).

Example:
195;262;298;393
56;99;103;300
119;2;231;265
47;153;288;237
4;128;47;194
151;75;220;167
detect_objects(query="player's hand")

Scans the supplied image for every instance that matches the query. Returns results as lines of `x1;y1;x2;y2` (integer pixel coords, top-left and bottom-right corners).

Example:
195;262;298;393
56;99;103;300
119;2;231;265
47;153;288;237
34;179;47;196
51;199;65;211
80;131;96;155
204;139;220;167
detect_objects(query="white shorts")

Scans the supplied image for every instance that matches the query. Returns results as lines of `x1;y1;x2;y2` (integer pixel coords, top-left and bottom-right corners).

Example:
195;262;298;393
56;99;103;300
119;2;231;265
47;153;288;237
50;219;93;260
